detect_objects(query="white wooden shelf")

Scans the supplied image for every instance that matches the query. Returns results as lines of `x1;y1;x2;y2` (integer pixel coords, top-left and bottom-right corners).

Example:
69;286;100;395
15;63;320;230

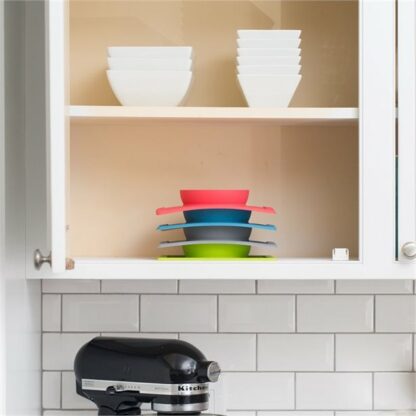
70;106;359;125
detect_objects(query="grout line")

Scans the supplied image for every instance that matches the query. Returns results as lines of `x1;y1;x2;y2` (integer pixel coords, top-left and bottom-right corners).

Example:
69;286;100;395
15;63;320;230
176;279;179;294
412;333;415;372
293;372;297;410
373;295;376;332
371;372;375;410
60;371;63;409
255;280;258;294
334;279;337;294
333;333;336;372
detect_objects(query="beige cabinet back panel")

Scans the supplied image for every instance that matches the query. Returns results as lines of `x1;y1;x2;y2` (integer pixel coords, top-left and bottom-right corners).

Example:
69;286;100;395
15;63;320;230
69;121;358;259
70;0;358;107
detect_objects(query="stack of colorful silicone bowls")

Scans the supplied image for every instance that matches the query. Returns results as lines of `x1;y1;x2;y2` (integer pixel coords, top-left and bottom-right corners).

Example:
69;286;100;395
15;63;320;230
156;190;277;259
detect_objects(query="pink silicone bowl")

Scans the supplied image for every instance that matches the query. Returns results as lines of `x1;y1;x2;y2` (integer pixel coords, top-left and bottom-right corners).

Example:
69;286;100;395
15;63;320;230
180;189;250;205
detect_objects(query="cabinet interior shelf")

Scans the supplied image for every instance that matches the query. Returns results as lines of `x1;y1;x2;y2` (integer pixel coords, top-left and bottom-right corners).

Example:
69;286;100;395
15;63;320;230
70;106;359;125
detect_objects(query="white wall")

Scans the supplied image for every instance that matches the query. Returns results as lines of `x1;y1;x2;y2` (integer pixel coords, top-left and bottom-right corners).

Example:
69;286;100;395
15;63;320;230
2;1;41;415
42;279;416;415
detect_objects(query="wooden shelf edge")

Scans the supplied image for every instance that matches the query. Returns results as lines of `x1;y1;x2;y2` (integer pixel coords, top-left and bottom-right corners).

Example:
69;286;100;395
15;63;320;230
69;105;359;124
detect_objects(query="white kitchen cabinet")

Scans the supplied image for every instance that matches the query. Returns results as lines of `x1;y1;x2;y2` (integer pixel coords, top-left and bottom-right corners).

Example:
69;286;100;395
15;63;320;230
25;0;416;279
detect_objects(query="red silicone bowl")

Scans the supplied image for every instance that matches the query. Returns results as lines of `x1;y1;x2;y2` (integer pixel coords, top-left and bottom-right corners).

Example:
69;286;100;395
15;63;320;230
180;189;249;205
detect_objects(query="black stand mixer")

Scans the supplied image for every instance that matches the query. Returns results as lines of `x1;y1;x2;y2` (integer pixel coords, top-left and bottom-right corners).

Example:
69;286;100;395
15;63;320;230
74;337;221;415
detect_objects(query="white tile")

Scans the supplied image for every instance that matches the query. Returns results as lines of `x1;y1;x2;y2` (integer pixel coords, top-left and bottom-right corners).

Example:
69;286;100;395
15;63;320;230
228;413;256;416
336;280;413;294
103;332;178;339
224;372;294;410
62;295;139;331
180;333;256;371
259;413;334;416
43;294;61;331
42;372;61;409
141;295;217;332
297;295;373;332
179;280;255;294
336;334;412;371
101;279;177;293
219;295;295;332
62;372;96;409
376;296;416;332
258;334;334;371
296;373;372;410
44;412;96;416
258;280;334;294
43;333;99;370
374;373;416;410
42;280;100;293
336;413;414;416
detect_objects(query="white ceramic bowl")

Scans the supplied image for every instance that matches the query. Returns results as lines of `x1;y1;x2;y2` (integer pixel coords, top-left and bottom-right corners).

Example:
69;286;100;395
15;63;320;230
237;64;301;75
107;70;193;106
238;48;301;57
238;30;301;39
237;74;301;107
108;46;193;58
108;57;192;71
237;38;301;49
237;55;301;66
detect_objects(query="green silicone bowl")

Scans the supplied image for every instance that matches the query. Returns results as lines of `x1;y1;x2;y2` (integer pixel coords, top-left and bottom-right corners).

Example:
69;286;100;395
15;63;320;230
183;243;251;258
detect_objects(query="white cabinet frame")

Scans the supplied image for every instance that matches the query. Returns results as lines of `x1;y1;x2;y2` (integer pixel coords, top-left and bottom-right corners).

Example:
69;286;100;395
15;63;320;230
27;0;411;279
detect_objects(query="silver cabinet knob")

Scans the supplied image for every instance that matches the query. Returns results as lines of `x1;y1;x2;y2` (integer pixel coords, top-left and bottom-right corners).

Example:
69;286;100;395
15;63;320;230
34;249;51;270
402;242;416;259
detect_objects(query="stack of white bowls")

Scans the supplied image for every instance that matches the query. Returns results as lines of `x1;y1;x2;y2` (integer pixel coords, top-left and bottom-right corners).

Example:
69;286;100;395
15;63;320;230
107;46;193;106
237;30;302;107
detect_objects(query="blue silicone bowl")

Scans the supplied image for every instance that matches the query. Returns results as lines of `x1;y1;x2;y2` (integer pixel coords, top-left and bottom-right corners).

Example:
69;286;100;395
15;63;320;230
184;209;251;223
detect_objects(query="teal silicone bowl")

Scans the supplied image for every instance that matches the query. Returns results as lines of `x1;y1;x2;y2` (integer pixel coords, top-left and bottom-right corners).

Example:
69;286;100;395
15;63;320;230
183;243;251;258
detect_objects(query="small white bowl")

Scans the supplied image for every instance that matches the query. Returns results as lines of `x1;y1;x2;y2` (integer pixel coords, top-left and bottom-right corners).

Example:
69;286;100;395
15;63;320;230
237;38;301;49
108;57;192;71
237;48;301;57
107;70;193;106
238;55;301;66
237;65;301;75
238;74;301;107
238;30;301;40
108;46;192;58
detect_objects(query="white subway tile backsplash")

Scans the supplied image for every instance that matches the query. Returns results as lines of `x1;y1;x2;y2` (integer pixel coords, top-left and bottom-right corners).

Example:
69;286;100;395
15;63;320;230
374;373;416;410
43;295;61;332
219;295;295;332
61;372;96;409
224;372;294;410
296;373;372;410
43;333;99;370
180;333;256;371
43;412;96;416
258;334;334;371
62;295;139;332
42;280;100;293
297;295;373;332
336;280;413;294
258;413;334;416
179;280;255;294
227;413;256;416
141;295;217;332
41;280;416;414
42;372;61;409
103;332;178;339
336;413;415;416
101;279;177;293
258;280;334;294
376;296;416;332
336;334;412;371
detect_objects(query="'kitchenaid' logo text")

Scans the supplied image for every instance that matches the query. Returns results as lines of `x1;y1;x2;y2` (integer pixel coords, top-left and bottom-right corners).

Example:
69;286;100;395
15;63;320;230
178;384;208;392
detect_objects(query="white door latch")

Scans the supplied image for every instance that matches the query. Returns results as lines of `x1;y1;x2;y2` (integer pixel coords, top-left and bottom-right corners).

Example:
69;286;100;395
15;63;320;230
332;248;349;261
